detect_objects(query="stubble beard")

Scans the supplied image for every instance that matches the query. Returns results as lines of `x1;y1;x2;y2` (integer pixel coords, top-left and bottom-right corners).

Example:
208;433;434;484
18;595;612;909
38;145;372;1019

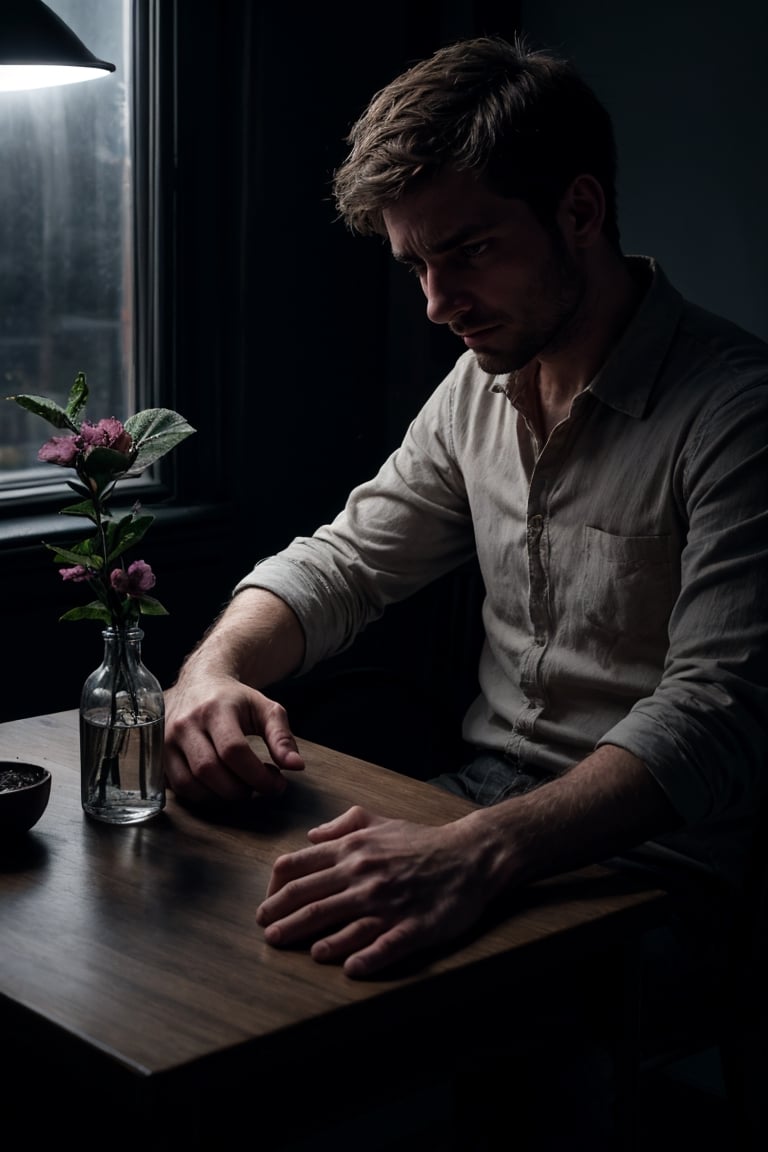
472;236;587;377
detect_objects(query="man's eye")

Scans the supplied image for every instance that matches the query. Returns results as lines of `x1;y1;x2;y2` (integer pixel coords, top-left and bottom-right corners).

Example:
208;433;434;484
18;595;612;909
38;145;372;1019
461;241;489;260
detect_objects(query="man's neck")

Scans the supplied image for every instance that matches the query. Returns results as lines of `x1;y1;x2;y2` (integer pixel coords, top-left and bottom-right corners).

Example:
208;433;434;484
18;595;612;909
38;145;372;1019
534;252;645;437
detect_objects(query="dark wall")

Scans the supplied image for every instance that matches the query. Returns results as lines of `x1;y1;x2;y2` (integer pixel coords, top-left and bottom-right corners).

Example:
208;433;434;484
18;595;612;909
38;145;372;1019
223;1;523;548
216;2;520;764
520;0;768;341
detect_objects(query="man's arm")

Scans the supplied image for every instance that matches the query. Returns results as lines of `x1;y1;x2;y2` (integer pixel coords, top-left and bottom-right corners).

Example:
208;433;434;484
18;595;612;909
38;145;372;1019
183;586;305;686
256;742;681;978
164;588;307;802
469;743;681;889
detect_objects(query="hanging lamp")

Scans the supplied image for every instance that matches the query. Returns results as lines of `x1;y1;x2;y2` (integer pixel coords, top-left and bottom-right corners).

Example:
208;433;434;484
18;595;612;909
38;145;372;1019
0;0;116;91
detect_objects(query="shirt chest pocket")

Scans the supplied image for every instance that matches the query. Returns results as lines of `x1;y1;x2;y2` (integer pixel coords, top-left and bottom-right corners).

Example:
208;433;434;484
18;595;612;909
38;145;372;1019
580;526;674;639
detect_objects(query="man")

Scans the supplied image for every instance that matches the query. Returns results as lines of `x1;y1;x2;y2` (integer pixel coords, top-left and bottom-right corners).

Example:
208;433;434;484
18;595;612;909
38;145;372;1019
164;35;768;1001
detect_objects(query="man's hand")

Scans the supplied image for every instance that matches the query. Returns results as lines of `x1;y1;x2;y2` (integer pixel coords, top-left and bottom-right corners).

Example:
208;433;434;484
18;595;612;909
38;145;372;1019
164;675;305;803
163;587;308;803
254;745;681;979
255;805;494;978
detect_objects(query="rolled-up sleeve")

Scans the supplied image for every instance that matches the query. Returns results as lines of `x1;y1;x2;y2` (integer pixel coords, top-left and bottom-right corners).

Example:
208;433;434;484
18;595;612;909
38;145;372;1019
234;366;478;673
600;376;768;824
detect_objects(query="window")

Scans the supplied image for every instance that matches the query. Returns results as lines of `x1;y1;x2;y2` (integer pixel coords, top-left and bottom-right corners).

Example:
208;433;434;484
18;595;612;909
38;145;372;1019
0;0;134;504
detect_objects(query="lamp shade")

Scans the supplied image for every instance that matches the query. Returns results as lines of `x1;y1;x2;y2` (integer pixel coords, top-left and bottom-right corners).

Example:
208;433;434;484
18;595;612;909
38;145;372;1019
0;0;116;91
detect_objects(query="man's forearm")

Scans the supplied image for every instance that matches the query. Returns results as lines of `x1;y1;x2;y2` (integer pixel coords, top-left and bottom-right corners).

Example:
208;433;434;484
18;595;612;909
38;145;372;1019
464;743;683;896
181;587;306;690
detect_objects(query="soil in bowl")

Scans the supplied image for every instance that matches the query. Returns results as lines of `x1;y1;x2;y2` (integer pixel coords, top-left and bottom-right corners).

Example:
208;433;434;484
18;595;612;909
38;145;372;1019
0;762;52;836
0;766;46;791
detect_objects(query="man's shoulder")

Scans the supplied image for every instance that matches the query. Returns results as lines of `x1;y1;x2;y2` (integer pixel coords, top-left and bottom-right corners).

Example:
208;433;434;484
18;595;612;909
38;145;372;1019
676;296;768;390
633;255;768;378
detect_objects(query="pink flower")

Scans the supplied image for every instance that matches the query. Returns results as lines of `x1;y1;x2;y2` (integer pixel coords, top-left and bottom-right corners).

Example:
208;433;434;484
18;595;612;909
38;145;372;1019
110;559;156;597
60;565;91;583
38;435;80;466
38;419;133;470
79;418;133;455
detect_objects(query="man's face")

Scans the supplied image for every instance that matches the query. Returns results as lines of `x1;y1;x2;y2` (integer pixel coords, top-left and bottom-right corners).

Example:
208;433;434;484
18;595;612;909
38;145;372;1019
383;167;587;375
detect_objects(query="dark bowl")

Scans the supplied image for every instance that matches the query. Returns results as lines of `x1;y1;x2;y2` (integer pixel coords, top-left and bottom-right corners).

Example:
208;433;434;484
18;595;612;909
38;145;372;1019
0;762;52;836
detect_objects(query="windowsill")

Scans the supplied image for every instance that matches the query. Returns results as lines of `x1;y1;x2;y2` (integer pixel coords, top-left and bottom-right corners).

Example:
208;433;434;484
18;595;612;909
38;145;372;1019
0;501;230;553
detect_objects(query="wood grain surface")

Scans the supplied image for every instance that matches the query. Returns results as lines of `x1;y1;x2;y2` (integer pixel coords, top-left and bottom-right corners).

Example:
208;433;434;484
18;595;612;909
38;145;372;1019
0;709;667;1148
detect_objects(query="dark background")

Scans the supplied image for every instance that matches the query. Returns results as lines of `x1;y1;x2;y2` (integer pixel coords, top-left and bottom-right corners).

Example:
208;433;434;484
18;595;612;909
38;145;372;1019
2;0;766;766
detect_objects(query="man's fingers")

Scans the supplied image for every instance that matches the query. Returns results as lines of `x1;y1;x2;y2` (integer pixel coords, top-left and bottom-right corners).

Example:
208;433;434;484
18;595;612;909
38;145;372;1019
307;805;379;842
166;714;291;801
261;841;342;901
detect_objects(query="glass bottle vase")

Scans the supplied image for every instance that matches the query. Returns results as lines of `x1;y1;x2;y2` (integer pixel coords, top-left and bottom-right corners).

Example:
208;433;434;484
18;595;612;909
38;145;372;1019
80;626;166;824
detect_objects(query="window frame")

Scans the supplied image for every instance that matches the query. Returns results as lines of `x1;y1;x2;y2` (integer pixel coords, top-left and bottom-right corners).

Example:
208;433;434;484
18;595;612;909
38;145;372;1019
0;0;232;553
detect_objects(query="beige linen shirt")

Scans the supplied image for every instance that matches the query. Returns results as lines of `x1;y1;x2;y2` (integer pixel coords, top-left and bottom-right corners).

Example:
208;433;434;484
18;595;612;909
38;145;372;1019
237;258;768;886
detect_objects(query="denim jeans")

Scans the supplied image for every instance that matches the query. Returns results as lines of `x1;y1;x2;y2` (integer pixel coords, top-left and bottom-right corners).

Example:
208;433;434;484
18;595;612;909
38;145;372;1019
429;750;554;805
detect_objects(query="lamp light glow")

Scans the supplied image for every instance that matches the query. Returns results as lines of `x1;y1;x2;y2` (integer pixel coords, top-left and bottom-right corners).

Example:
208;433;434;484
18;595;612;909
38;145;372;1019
0;0;115;92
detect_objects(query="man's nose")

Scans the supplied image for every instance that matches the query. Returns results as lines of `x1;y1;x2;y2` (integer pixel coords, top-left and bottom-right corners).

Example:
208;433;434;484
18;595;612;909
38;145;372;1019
424;269;471;326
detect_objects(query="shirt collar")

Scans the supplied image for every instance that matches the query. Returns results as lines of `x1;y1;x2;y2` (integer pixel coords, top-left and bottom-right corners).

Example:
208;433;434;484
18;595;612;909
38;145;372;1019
585;256;684;418
489;256;684;419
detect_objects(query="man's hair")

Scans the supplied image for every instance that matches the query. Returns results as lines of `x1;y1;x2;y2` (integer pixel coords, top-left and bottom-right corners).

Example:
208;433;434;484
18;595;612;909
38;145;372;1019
333;35;620;247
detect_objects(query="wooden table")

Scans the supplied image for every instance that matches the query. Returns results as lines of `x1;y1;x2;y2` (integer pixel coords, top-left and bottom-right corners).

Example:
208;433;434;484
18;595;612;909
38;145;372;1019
0;709;667;1150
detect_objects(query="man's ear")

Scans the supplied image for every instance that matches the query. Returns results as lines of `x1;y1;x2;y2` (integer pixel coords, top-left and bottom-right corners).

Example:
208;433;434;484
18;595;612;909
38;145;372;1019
558;174;606;247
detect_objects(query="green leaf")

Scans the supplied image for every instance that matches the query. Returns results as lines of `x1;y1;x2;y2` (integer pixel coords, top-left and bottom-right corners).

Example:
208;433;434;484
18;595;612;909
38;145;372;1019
81;446;134;492
125;408;196;473
67;479;93;499
59;602;113;624
137;595;169;617
104;512;154;561
45;540;103;568
60;500;99;523
5;393;77;431
65;372;89;424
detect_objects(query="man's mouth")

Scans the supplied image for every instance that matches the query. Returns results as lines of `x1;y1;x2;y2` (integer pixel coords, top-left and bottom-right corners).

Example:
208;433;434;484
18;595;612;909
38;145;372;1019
454;324;502;348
